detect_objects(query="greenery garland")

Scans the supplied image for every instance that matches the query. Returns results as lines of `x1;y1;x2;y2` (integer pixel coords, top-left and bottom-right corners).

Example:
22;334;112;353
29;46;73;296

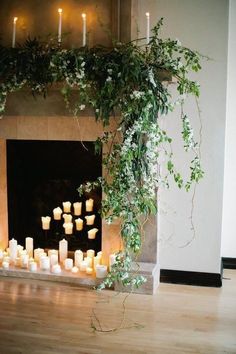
0;19;204;290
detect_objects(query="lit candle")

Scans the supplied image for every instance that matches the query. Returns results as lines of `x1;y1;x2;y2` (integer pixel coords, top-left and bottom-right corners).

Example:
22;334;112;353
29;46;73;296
2;261;9;269
62;201;71;213
48;249;58;257
64;258;73;270
85;198;94;212
85;215;95;226
41;216;51;230
51;264;61;274
86;249;95;258
88;228;98;240
86;267;93;275
25;237;33;257
82;13;86;46
80;260;88;272
21;254;29;269
71;266;79;273
53;207;63;220
75;218;83;231
58;8;62;44
29;261;37;272
17;245;24;256
109;254;116;271
62;214;72;223
97;251;102;258
146;12;150;45
40;256;50;271
50;254;58;266
63;222;73;235
34;248;44;262
12;17;18;48
73;202;82;216
95;264;108;279
84;256;92;268
74;250;83;267
9;238;17;262
59;239;68;263
15;257;21;267
93;255;101;269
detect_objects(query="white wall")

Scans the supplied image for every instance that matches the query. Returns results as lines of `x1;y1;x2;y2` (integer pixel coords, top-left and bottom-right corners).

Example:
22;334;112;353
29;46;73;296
221;0;236;258
135;0;228;273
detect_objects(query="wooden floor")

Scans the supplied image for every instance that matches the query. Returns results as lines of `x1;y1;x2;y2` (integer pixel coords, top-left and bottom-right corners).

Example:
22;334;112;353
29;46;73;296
0;270;235;354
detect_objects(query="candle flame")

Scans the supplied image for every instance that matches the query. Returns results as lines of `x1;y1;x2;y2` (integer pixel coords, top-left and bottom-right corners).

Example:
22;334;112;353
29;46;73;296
146;12;150;17
13;17;18;23
81;13;86;18
58;8;62;14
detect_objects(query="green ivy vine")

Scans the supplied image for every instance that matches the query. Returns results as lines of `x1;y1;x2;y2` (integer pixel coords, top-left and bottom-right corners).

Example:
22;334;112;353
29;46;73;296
0;19;204;290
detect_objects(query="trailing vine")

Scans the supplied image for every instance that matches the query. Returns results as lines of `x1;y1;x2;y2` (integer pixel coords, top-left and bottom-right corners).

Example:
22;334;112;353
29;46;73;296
0;19;204;291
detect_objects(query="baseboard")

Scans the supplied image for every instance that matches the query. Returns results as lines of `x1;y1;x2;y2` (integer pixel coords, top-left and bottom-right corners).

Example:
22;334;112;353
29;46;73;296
222;257;236;269
160;269;222;287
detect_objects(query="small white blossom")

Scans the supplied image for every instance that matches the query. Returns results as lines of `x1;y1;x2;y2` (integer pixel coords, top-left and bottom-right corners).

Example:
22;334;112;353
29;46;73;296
79;104;86;110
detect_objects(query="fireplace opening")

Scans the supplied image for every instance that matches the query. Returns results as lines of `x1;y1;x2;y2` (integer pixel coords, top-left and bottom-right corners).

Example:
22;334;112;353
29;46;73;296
6;139;102;253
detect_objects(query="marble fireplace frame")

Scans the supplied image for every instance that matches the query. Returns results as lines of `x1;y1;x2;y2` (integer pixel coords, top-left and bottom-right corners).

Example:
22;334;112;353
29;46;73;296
0;92;160;294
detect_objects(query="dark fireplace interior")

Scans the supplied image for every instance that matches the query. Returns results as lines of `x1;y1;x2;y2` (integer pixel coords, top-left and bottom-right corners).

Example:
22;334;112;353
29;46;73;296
7;139;102;253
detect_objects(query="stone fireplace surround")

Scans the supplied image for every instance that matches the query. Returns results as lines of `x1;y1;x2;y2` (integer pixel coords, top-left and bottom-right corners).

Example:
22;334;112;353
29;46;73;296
0;89;160;294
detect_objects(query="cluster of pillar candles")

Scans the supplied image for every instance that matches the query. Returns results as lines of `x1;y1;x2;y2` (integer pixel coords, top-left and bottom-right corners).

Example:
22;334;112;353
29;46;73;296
41;198;99;239
11;9;150;48
0;237;117;279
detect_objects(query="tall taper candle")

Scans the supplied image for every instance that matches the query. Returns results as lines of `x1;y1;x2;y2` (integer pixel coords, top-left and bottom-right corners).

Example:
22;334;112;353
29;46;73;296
146;12;150;45
12;17;18;48
59;238;68;263
9;238;17;261
58;8;62;44
25;237;33;257
82;13;86;46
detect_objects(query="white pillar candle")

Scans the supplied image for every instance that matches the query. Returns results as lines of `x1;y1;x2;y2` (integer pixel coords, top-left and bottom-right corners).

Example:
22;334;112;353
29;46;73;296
53;207;63;220
85;215;95;225
75;218;83;231
146;12;150;45
48;249;58;257
25;237;33;257
9;238;17;262
84;256;92;268
73;202;82;216
2;261;9;269
58;8;62;44
50;254;58;266
87;249;95;258
93;256;101;270
80;260;88;272
74;250;83;267
12;17;18;48
41;216;51;230
82;13;87;46
3;256;10;263
96;264;108;279
29;261;37;272
88;228;98;240
97;251;102;258
63;214;72;223
85;198;94;212
86;267;93;275
17;245;24;255
63;222;73;235
40;256;50;271
71;266;79;274
109;254;116;271
51;264;61;274
64;258;73;270
59;239;68;263
63;201;71;213
34;248;44;262
21;254;29;268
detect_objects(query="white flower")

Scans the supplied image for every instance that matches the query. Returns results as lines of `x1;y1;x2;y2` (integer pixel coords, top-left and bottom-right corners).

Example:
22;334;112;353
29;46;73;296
176;38;182;46
81;61;85;67
107;69;113;74
106;76;112;82
79;104;86;110
95;109;99;113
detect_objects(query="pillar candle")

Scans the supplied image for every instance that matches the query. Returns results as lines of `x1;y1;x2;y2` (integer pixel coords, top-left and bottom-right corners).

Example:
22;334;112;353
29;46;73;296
86;249;95;258
21;254;29;268
71;266;79;273
64;258;73;270
2;261;9;269
51;264;61;274
88;228;98;240
80;260;88;271
109;254;116;271
12;17;18;48
73;202;82;216
85;198;94;212
34;248;44;262
82;13;86;46
29;262;37;272
50;254;58;266
9;238;17;262
25;237;33;257
17;245;24;255
62;201;71;213
75;218;83;231
59;239;68;263
85;215;95;225
15;257;21;267
63;222;73;235
146;12;150;45
74;250;83;267
3;256;10;263
93;256;101;270
84;256;92;268
53;207;63;220
97;251;102;258
40;256;50;271
41;216;51;230
63;214;72;223
58;8;62;44
86;267;93;275
96;265;108;279
48;249;58;257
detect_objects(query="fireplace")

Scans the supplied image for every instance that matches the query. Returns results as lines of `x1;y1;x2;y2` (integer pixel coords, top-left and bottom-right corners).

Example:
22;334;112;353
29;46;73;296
7;139;102;253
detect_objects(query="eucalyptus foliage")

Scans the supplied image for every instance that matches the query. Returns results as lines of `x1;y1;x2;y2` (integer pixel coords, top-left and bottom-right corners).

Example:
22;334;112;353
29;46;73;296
0;19;204;290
